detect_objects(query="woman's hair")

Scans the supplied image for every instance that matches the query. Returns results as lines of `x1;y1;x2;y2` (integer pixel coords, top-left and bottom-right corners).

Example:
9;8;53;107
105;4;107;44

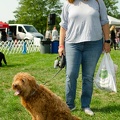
68;0;75;3
68;0;88;3
110;25;115;31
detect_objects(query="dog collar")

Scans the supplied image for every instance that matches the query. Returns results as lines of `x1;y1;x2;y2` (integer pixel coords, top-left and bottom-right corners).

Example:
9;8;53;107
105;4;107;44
30;91;36;97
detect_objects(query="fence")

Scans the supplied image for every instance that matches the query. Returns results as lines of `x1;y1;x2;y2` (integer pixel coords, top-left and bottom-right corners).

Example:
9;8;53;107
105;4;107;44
0;39;40;55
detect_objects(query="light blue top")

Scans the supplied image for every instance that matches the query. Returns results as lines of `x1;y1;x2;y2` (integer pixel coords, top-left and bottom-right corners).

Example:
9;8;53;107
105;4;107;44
59;0;109;43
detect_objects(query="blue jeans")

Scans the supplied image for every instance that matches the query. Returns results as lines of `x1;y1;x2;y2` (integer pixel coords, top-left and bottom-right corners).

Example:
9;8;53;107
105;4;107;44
65;39;103;109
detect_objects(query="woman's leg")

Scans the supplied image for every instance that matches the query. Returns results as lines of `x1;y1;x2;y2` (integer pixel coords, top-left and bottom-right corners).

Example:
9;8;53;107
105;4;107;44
65;43;82;109
81;40;103;108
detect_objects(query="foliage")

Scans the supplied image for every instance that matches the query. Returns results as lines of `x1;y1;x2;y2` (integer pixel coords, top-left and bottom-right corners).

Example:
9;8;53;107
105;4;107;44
0;50;120;119
13;0;62;34
103;0;120;18
8;20;16;24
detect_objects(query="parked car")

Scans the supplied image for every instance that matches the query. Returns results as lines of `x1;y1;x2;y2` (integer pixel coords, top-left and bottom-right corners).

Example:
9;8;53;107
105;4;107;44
8;24;44;41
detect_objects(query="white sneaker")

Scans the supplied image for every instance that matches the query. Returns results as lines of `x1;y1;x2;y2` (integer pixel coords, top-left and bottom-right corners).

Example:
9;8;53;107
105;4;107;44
83;108;94;116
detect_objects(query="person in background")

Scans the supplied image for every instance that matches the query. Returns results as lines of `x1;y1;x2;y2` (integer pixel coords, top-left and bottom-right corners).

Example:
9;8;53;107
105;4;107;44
110;25;116;50
1;29;7;42
45;27;52;41
116;29;120;48
58;0;110;116
7;29;12;41
52;26;59;41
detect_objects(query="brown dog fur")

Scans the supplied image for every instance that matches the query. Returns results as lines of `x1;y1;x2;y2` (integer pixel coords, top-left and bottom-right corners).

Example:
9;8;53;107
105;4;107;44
12;72;81;120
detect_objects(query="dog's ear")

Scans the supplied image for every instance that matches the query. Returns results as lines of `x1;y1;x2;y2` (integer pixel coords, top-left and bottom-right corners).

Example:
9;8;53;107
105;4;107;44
28;76;38;89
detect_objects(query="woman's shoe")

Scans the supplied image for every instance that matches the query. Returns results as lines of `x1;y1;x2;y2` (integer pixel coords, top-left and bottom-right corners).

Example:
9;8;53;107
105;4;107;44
83;108;94;116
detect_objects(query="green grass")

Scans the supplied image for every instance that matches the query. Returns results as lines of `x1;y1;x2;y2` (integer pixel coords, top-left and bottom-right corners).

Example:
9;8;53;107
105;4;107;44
0;50;120;120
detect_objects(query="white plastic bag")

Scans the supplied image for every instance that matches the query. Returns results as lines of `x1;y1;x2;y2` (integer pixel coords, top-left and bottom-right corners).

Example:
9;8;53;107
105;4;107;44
94;53;117;92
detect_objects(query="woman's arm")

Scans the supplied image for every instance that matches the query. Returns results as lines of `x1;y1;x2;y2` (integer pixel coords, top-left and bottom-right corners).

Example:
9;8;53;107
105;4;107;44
102;23;110;40
58;27;66;56
102;23;111;53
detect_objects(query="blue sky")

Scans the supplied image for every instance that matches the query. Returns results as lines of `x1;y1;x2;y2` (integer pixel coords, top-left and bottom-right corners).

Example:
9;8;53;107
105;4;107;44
0;0;120;23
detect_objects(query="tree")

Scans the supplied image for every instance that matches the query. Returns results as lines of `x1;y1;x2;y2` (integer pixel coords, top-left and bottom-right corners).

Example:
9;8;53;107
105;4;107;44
13;0;62;34
8;20;16;24
103;0;120;18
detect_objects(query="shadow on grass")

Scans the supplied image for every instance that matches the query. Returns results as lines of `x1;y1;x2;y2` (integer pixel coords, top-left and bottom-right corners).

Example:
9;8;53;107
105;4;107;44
93;105;120;113
0;63;26;68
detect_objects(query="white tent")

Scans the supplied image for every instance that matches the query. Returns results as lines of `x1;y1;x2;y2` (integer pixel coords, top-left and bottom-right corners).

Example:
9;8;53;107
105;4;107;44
108;15;120;25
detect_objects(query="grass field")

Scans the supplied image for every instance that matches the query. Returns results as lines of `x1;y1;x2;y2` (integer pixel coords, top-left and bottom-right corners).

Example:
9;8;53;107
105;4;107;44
0;50;120;120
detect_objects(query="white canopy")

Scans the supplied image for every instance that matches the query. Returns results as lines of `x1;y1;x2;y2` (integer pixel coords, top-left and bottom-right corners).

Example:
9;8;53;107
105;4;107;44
108;15;120;25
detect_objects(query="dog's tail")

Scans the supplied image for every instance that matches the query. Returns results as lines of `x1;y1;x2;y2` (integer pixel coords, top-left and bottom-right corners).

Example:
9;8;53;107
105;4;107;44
72;115;81;120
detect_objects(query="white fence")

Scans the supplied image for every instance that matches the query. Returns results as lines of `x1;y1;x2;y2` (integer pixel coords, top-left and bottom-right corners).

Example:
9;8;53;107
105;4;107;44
0;39;40;55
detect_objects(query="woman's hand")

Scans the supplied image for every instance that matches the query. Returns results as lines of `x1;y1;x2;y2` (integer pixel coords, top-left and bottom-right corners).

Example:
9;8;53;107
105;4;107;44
103;43;111;53
58;45;65;56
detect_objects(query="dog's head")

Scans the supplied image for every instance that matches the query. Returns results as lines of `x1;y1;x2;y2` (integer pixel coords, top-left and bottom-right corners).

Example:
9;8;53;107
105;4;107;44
12;72;38;98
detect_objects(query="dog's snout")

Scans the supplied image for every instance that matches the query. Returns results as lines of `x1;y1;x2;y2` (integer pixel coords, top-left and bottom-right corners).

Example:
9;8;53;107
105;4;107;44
12;84;18;88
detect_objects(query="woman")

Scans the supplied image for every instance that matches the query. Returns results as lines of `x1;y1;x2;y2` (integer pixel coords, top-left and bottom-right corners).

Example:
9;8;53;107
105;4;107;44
58;0;111;116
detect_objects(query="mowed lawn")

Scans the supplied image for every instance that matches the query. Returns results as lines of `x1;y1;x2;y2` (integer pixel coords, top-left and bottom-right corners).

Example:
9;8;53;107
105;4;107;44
0;49;120;120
